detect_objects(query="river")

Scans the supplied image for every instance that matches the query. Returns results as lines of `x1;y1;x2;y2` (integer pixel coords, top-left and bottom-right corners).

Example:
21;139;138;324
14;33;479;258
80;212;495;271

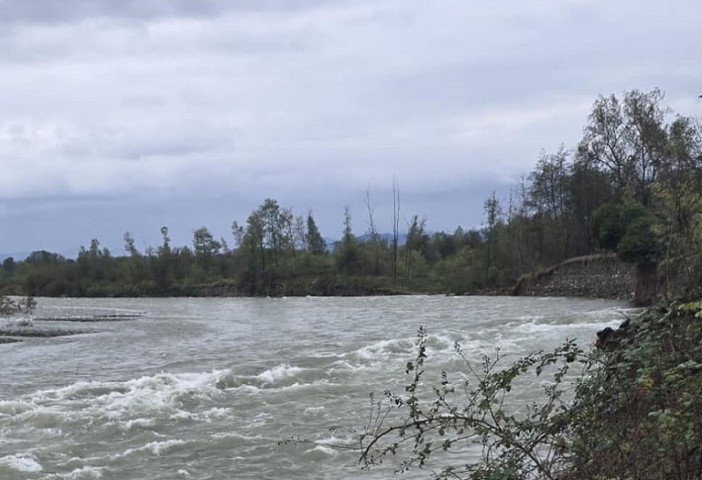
0;296;629;479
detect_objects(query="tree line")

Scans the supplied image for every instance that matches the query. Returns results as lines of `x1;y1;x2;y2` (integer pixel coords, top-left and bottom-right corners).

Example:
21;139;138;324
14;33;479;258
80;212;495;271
1;88;701;300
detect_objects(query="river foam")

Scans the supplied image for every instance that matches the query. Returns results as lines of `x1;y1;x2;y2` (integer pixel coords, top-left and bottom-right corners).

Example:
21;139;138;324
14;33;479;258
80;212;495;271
0;296;628;480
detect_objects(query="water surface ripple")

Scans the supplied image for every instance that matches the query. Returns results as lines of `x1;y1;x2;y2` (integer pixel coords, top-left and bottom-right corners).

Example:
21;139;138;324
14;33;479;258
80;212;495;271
0;296;629;479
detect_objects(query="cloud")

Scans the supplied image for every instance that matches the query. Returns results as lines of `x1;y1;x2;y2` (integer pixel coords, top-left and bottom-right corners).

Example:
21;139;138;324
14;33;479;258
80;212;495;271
0;0;336;26
0;0;700;252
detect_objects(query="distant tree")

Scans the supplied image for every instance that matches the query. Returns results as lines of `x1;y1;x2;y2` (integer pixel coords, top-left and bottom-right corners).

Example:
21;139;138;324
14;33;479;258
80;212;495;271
80;238;110;259
219;237;230;255
123;232;141;257
152;226;173;291
336;207;361;274
306;213;327;255
257;198;295;267
528;148;569;220
157;226;171;258
343;206;354;245
293;215;307;252
365;188;383;275
526;148;573;262
231;221;245;249
192;227;222;273
243;210;266;271
404;215;427;282
25;251;66;264
568;158;616;253
392;177;401;283
2;257;15;277
483;192;502;283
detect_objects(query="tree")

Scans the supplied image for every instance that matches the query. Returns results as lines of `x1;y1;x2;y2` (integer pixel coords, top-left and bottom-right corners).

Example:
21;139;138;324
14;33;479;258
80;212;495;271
617;215;662;267
192;226;221;275
567;158;615;254
527;148;572;261
256;198;295;268
404;215;426;282
2;257;16;277
77;239;111;287
157;226;171;258
591;202;662;304
580;89;668;206
231;221;245;249
123;232;141;257
528;148;569;220
305;213;327;255
153;226;173;291
243;210;266;271
236;200;299;294
660;116;702;232
336;207;361;274
365;188;383;275
483;192;502;284
193;227;221;258
392;177;401;283
591;202;649;251
293;215;307;252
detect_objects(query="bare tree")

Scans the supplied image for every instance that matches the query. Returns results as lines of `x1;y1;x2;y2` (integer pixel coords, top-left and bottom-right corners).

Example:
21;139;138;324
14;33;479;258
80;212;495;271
365;187;382;275
392;177;401;283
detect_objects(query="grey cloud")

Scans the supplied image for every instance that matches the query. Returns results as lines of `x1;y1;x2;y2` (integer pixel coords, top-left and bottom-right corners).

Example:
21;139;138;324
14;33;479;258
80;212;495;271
0;0;342;25
0;0;700;253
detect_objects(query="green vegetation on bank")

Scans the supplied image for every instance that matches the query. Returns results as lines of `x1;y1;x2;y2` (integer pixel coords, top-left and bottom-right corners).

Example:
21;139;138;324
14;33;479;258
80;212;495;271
0;296;35;316
1;88;701;302
357;302;702;479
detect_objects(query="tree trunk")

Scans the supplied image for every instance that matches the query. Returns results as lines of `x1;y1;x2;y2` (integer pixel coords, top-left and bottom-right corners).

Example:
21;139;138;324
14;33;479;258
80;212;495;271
633;263;658;306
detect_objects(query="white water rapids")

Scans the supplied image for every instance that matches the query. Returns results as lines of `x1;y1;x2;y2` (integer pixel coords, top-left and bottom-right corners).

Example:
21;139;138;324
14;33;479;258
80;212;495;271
0;296;630;479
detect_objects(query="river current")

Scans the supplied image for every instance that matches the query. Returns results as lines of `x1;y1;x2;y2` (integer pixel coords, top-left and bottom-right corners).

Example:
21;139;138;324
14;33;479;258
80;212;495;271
0;296;629;479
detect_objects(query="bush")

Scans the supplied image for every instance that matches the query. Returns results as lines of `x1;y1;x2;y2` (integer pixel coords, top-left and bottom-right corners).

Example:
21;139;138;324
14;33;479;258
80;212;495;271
0;296;36;316
592;202;650;252
355;305;702;479
617;215;662;267
570;304;702;479
357;328;586;479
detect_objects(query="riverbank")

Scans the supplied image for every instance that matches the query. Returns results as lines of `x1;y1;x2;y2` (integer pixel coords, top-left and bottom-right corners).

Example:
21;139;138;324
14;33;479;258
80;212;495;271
573;302;702;478
2;254;640;301
0;311;146;343
511;254;635;301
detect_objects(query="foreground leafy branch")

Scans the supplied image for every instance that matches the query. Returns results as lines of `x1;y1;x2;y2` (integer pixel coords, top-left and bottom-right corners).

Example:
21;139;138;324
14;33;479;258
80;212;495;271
357;327;588;479
357;305;702;479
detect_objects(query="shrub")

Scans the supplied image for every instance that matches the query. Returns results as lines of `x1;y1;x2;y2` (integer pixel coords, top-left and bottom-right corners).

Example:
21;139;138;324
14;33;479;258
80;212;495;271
356;305;702;479
0;296;36;316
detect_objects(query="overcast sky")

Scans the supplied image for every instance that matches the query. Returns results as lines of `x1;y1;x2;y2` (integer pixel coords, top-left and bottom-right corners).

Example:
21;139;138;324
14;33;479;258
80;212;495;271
0;0;700;257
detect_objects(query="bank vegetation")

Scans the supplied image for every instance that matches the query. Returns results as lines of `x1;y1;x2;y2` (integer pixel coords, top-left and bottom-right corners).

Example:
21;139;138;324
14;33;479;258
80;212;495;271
1;89;701;304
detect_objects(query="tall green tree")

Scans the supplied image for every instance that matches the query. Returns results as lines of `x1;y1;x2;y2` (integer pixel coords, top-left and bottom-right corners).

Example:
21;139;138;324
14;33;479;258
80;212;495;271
336;207;361;274
483;192;502;284
580;89;667;206
192;227;221;275
305;213;327;255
